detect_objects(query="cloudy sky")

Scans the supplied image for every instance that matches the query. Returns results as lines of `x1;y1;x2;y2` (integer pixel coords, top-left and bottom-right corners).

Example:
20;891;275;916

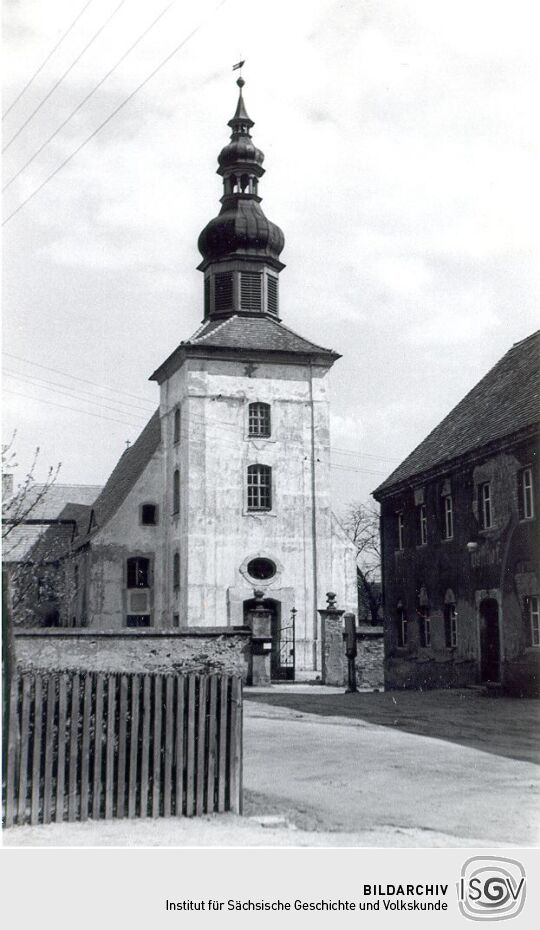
2;0;539;510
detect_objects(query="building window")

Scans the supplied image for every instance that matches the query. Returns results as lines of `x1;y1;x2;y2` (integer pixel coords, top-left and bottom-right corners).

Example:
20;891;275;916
240;272;262;311
247;557;276;580
74;564;79;597
267;275;279;314
173;613;180;627
247;464;272;511
444;604;458;648
127;557;149;589
396;511;405;550
174;408;181;444
173;468;180;514
248;402;271;438
526;596;539;646
126;615;151;628
141;503;158;526
479;482;493;529
204;278;210;316
173;551;180;589
418;607;431;647
417;504;427;546
397;606;407;647
442;494;453;539
518;467;534;520
214;271;233;313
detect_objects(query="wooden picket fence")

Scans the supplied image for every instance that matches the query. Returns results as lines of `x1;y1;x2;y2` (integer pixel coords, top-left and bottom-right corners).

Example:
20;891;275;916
3;670;242;827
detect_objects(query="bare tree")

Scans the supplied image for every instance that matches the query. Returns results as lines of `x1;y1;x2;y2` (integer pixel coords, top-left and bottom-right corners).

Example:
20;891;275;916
342;501;382;625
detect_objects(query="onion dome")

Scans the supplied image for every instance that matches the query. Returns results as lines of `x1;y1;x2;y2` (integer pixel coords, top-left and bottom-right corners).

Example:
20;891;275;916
197;78;285;271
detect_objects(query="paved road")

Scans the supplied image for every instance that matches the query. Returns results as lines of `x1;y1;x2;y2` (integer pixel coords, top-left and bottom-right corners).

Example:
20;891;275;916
243;699;540;846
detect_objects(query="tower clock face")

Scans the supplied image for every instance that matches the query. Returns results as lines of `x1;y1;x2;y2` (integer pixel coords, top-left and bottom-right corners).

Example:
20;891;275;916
247;558;276;581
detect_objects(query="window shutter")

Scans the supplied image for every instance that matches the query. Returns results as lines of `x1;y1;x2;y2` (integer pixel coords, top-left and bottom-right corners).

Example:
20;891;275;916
267;275;279;314
240;272;262;311
204;278;210;316
215;272;233;313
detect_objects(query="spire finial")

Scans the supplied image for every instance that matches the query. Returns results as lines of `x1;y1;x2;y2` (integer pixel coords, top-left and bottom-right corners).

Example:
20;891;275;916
237;76;245;89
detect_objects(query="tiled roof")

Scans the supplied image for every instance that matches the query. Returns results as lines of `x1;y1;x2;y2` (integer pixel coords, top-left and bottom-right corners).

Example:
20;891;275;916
3;483;101;521
374;330;540;497
150;314;339;381
85;410;161;535
187;314;338;356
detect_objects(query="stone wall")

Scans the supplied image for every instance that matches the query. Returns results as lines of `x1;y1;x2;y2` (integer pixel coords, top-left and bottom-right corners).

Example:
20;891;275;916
355;627;384;690
14;627;251;680
320;613;345;686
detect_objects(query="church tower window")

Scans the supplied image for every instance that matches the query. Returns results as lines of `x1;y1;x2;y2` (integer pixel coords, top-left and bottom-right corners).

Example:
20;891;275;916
173;552;180;589
248;402;271;438
173;469;180;514
267;275;279;314
240;272;262;311
215;272;233;313
247;464;272;511
174;408;181;444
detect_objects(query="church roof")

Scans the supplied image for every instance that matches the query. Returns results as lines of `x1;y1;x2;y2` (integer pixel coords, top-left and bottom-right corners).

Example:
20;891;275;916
373;330;540;498
80;410;161;539
150;315;339;382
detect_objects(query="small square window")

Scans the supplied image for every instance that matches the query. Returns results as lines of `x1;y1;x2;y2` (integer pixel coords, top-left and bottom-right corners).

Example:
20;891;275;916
141;504;158;525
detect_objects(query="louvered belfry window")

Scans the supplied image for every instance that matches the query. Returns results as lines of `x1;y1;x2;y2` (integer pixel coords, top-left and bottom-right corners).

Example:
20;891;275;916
247;464;272;511
267;275;279;314
214;272;233;313
204;278;210;316
240;272;262;311
248;402;271;438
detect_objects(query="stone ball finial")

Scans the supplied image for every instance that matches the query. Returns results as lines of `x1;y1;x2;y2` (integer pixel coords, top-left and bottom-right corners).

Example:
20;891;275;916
326;592;337;608
253;589;264;602
237;76;245;89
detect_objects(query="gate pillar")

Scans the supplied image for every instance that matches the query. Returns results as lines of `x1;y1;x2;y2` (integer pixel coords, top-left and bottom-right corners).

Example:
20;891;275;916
318;592;346;686
246;590;272;686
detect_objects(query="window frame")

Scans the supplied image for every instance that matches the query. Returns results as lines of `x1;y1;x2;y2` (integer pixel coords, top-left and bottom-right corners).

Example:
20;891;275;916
444;604;458;648
126;557;150;589
173;551;180;590
140;503;158;526
418;607;431;648
396;510;405;551
479;481;493;529
526;595;539;647
247;463;272;512
396;606;408;647
417;504;427;546
519;466;534;520
173;407;181;445
173;468;180;515
248;402;271;439
442;494;453;540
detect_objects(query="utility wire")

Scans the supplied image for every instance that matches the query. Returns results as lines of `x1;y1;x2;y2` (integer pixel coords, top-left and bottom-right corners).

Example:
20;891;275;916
2;0;96;120
3;1;176;193
4;388;145;428
3;0;229;225
3;370;150;418
2;0;127;153
2;351;156;405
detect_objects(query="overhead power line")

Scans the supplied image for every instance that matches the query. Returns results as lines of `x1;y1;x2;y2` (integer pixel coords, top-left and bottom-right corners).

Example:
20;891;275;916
4;388;145;428
2;351;156;405
2;0;96;120
2;0;127;154
2;0;229;225
3;370;150;419
3;1;176;193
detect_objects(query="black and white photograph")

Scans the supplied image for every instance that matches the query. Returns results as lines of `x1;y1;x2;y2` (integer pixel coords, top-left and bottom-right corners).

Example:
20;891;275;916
1;0;539;923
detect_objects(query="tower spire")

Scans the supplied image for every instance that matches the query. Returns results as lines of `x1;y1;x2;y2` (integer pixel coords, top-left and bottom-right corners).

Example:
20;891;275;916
197;78;285;321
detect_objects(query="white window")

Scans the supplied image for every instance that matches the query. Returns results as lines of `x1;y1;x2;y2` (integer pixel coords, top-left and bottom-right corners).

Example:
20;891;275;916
418;504;427;546
444;604;458;648
397;511;405;550
519;467;534;520
419;608;431;647
479;482;493;529
248;402;271;438
527;596;539;647
443;494;453;539
247;464;272;511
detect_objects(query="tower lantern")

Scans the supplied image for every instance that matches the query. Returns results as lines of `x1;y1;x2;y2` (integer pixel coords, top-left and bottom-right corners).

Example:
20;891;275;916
197;77;285;320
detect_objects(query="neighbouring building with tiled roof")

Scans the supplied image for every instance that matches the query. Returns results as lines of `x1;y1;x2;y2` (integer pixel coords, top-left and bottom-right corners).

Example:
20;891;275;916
373;331;540;695
61;79;357;680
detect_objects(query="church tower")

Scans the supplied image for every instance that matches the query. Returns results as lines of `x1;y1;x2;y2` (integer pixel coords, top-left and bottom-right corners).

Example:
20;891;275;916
150;79;357;677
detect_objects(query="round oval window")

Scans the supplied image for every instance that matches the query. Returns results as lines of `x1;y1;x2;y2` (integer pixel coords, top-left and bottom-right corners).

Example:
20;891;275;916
247;558;276;580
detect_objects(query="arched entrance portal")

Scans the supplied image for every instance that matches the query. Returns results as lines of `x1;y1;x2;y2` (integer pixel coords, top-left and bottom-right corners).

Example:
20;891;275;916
243;598;295;681
479;598;500;683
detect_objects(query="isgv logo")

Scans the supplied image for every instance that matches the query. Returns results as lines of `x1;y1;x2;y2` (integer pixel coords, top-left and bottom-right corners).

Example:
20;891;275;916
458;857;526;921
